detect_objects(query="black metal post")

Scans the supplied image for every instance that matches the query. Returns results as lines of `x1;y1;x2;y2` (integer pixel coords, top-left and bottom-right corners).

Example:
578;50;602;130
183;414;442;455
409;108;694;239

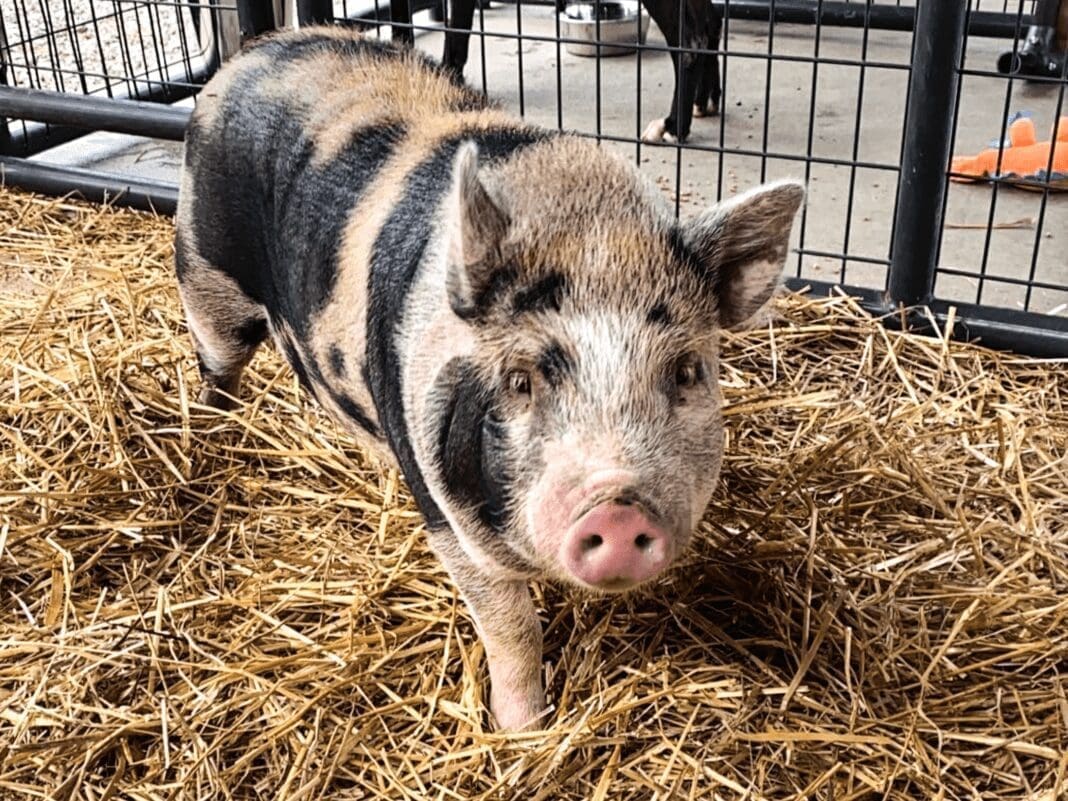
296;0;335;25
886;2;967;310
1;63;210;158
0;87;192;142
786;278;1068;359
236;0;276;40
704;1;1025;38
0;157;178;215
0;20;11;157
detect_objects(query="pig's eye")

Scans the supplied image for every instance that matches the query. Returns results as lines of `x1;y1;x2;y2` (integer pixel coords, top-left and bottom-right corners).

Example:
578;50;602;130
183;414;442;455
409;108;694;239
507;370;532;397
674;355;705;389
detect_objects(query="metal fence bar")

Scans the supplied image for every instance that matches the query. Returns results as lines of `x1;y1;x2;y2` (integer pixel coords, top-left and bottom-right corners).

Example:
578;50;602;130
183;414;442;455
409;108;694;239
0;86;191;141
0;156;178;214
887;1;968;310
236;0;276;39
0;19;10;156
296;0;335;25
714;1;1027;37
788;277;1068;358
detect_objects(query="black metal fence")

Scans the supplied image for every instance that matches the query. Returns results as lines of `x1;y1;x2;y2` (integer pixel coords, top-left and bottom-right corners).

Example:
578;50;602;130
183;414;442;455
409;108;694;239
1;0;1066;356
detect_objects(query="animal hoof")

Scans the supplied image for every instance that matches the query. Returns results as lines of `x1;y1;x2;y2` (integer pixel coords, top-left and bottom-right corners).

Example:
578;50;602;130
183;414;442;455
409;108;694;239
692;103;707;118
640;118;667;143
491;689;548;732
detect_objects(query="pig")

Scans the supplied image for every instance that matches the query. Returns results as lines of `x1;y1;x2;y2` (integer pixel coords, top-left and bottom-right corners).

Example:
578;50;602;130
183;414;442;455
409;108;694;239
174;26;804;730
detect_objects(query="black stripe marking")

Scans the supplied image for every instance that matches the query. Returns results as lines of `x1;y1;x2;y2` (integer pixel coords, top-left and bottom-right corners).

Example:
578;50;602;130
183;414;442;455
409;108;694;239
536;341;572;388
328;389;379;436
512;272;567;316
328;344;346;378
281;338;314;390
646;302;672;327
236;317;269;347
365;127;549;527
434;359;512;530
274;123;407;339
278;335;381;438
453;264;520;322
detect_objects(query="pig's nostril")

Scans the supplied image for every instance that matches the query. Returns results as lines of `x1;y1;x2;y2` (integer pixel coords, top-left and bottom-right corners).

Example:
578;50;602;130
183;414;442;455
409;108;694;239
582;533;603;553
634;533;653;551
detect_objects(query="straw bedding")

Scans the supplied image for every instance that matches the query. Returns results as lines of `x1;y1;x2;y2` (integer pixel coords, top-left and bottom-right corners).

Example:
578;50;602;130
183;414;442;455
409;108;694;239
0;187;1065;800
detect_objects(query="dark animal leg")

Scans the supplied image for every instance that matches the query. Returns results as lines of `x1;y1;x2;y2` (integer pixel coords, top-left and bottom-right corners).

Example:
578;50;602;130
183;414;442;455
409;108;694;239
666;53;699;141
693;6;722;117
392;0;414;46
641;0;697;142
442;0;477;79
175;238;268;411
642;0;723;141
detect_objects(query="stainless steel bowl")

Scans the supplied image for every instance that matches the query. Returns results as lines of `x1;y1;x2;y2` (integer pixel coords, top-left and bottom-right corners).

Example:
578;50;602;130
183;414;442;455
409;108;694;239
559;1;650;57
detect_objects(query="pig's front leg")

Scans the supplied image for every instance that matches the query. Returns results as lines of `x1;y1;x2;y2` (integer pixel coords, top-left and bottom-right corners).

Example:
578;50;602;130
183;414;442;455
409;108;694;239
427;529;547;730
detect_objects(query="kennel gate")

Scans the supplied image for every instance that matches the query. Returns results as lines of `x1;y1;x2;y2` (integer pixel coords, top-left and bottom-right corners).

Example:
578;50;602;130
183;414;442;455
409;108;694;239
0;0;1066;357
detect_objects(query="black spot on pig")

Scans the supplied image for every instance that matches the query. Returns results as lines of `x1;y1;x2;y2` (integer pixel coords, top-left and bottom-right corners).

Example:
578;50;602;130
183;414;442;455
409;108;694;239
186;104;404;339
364;126;550;529
454;264;519;321
328;344;346;377
274;124;407;339
433;358;512;530
647;303;672;327
536;341;572;388
512;272;566;316
236;317;269;347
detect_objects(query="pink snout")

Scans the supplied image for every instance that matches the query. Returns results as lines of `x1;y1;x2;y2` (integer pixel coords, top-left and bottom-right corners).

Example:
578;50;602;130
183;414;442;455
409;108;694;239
562;503;672;590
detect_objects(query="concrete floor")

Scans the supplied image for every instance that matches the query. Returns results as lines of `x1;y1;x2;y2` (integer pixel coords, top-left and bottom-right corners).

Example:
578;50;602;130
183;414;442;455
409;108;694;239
32;7;1068;317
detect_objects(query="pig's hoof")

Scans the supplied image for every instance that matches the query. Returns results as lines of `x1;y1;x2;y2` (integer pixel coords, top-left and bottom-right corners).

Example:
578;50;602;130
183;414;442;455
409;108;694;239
491;690;547;732
692;103;708;118
197;385;238;411
640;118;668;143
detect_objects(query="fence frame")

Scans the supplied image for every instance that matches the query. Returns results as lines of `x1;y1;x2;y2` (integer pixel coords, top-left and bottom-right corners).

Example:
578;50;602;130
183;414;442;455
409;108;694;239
1;0;1066;357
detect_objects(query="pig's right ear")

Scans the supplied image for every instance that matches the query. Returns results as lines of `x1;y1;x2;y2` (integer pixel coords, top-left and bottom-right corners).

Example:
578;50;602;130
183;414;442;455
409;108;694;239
446;142;510;320
682;179;805;329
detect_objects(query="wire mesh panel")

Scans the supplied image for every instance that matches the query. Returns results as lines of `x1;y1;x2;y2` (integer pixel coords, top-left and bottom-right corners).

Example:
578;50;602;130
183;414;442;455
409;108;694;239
0;0;223;154
0;0;215;95
0;0;1065;352
940;3;1068;319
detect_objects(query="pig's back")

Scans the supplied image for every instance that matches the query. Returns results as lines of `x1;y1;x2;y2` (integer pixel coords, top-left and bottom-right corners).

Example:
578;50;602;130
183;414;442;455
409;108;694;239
179;28;489;313
177;28;555;466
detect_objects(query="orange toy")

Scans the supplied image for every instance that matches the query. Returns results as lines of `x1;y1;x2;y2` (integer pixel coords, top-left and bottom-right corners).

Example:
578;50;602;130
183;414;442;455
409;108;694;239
950;114;1068;191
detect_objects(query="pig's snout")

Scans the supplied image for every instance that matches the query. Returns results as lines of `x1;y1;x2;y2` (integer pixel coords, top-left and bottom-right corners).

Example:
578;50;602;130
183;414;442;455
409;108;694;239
562;503;671;590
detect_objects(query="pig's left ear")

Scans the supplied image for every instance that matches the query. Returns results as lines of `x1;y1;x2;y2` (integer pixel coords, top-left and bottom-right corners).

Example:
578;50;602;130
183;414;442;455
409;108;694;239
446;141;510;319
682;179;805;329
